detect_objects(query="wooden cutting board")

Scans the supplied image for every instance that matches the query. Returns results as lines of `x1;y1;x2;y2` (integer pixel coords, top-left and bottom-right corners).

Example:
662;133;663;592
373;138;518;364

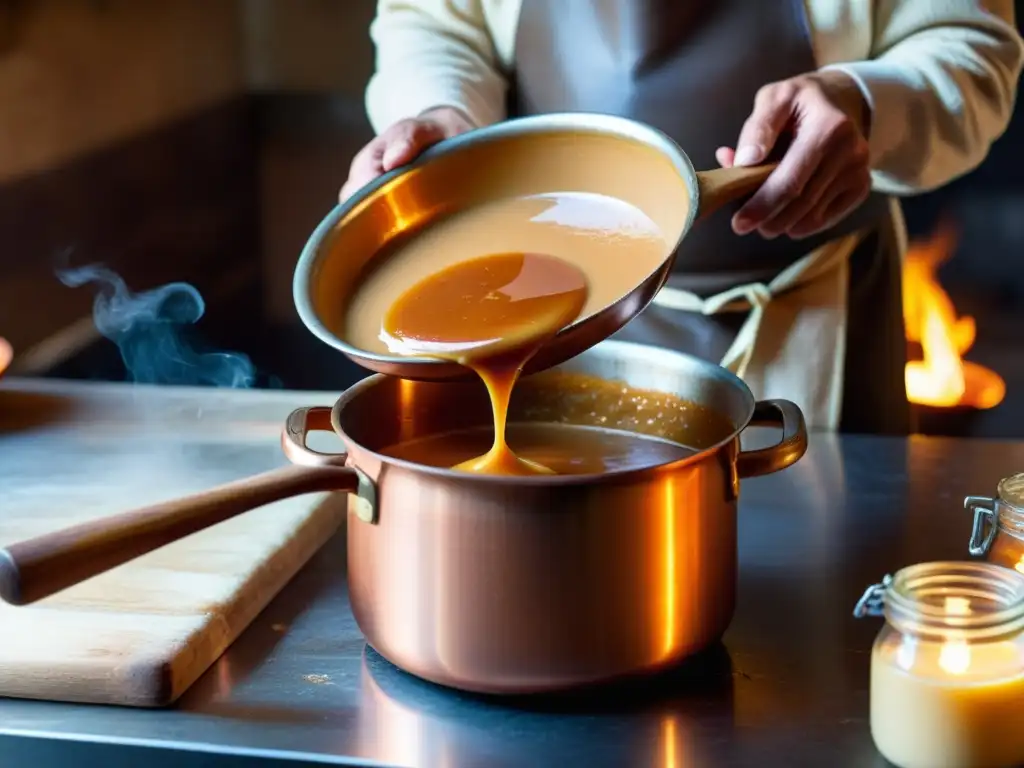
0;378;346;707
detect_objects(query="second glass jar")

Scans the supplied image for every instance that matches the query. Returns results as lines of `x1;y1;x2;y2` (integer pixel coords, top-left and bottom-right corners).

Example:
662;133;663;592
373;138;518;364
965;472;1024;571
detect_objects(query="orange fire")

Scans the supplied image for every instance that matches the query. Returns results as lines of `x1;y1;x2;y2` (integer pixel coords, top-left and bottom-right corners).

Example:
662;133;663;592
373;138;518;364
902;223;1005;409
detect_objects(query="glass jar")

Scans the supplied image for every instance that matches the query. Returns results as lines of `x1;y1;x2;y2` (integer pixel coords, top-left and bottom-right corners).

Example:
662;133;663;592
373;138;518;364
854;561;1024;768
965;473;1024;572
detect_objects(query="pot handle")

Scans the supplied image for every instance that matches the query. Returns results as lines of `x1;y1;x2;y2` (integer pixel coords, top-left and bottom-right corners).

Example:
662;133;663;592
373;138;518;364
283;407;378;525
736;399;808;478
0;407;363;607
281;406;348;466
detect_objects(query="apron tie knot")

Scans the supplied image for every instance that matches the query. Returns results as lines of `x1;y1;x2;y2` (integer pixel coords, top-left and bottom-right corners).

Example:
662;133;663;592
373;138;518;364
648;230;872;429
701;283;772;315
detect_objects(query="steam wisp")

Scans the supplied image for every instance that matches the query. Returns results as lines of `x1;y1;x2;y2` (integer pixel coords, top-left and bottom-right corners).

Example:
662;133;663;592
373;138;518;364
56;264;256;388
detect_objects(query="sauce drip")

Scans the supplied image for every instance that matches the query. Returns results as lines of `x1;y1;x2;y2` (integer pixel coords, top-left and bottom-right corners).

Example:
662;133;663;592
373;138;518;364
381;252;588;475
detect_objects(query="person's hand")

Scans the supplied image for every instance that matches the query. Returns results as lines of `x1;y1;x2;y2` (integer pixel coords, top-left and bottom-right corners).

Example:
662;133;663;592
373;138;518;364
715;70;872;240
340;107;476;201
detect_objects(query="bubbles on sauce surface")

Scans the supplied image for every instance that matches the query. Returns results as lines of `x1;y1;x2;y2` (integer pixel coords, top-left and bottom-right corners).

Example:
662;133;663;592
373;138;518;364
513;372;735;450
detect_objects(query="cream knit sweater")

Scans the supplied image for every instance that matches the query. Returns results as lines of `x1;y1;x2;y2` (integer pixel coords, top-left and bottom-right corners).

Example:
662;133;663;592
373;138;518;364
365;0;1023;196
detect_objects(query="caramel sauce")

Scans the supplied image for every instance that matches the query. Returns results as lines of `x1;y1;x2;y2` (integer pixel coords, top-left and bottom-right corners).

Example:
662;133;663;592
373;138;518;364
382;422;697;475
987;533;1024;575
345;192;669;355
381;252;588;475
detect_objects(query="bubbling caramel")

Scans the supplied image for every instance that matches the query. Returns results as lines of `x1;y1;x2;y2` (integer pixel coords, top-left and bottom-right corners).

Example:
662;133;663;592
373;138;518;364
381;252;588;475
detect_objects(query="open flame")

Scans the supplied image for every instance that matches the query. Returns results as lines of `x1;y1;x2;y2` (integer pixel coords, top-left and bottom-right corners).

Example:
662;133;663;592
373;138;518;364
902;222;1005;409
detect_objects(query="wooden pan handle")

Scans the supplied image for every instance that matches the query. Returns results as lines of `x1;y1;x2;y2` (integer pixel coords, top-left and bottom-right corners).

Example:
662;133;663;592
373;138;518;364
695;163;778;221
0;463;358;607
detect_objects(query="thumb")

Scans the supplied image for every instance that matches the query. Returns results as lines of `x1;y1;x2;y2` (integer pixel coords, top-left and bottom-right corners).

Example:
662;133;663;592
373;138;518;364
381;120;446;171
733;84;794;166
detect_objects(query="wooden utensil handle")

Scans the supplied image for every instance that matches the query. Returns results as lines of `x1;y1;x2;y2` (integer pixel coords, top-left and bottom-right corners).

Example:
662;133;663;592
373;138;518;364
695;163;778;221
0;463;358;607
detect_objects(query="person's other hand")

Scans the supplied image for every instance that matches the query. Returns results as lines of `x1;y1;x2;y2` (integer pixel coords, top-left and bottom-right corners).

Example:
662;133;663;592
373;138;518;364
715;71;872;240
340;107;476;201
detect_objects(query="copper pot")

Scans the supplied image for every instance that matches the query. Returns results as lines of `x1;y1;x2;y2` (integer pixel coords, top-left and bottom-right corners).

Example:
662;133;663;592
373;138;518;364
0;340;806;694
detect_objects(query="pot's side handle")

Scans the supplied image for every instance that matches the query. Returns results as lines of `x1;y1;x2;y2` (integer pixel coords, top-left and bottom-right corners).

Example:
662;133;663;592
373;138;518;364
736;399;808;478
281;406;349;466
283;407;378;525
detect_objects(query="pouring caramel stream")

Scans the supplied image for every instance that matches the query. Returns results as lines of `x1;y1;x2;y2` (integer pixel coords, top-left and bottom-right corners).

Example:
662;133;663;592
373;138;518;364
381;252;588;475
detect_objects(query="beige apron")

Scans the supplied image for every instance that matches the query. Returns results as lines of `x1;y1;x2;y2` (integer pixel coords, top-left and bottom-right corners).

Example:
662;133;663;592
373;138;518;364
512;0;906;433
650;233;860;430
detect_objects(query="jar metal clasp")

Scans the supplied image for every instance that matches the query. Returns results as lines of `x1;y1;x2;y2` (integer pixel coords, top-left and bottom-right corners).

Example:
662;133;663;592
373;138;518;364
965;495;998;557
853;574;892;619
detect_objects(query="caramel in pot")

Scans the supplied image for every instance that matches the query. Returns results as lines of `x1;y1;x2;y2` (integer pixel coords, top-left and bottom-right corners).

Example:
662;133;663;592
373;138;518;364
382;422;697;475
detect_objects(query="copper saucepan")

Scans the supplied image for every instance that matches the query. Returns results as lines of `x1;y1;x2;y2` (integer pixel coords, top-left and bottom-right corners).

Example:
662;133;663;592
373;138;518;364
0;340;806;695
293;112;776;382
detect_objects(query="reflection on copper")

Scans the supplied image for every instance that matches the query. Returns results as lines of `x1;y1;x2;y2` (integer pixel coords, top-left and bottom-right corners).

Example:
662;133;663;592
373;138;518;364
436;509;456;674
215;655;234;698
662;476;678;660
397;378;417;444
385;519;425;674
659;713;700;768
436;739;457;768
359;659;424;767
799;438;845;556
662;715;679;768
379;170;436;238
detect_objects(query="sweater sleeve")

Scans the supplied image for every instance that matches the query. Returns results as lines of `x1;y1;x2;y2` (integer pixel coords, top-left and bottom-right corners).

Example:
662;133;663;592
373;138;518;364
822;0;1024;196
365;0;508;134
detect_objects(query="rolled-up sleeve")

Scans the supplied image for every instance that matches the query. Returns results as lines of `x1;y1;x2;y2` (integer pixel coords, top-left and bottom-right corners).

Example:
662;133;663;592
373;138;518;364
823;0;1024;195
365;0;508;133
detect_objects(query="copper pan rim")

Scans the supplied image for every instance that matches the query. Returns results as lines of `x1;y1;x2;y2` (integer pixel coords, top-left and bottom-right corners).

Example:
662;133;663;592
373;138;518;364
329;340;757;489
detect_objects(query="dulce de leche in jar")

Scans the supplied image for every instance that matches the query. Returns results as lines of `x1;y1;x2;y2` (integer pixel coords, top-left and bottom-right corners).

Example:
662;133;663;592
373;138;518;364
854;562;1024;768
965;473;1024;572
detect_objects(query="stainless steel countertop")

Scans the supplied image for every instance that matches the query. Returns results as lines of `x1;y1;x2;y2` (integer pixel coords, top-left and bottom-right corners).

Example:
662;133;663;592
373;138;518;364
0;377;1016;767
